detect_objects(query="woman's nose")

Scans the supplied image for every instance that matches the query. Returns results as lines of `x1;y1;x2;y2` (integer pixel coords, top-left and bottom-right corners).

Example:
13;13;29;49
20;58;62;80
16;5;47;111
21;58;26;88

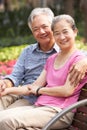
59;33;65;40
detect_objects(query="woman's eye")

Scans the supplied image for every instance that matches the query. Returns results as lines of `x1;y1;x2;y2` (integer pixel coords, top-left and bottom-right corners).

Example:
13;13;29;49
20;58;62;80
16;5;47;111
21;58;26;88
64;31;67;34
63;30;69;34
54;32;60;36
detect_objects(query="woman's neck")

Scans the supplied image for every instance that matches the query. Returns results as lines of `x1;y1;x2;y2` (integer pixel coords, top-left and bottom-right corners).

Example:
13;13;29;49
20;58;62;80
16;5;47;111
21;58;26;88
60;45;78;57
54;46;78;70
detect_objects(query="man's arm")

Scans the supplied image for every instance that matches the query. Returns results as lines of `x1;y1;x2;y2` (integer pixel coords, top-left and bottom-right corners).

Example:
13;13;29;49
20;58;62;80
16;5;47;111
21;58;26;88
69;58;87;84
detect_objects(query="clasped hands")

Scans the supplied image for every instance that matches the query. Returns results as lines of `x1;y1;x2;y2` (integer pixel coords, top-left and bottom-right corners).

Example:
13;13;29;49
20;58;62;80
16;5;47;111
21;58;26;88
27;85;41;95
0;82;40;97
0;58;87;97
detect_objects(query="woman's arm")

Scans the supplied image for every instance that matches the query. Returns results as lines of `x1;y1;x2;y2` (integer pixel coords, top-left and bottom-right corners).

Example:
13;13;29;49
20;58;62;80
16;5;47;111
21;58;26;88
27;69;47;94
35;74;76;97
29;70;76;97
0;69;47;97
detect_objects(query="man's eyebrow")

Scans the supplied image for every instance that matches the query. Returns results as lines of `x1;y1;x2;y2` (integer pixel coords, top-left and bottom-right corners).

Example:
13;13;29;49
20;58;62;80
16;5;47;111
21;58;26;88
32;27;39;30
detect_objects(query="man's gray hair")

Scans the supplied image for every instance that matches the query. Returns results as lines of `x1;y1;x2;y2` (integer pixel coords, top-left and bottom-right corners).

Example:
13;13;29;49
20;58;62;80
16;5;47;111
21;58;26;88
28;7;54;30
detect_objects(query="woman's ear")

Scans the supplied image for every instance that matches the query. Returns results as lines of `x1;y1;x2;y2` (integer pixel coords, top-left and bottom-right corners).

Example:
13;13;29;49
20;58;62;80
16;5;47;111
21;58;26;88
74;28;78;37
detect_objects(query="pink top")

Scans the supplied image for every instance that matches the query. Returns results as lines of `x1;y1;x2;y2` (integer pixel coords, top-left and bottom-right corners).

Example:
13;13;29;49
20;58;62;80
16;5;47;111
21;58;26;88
35;51;87;110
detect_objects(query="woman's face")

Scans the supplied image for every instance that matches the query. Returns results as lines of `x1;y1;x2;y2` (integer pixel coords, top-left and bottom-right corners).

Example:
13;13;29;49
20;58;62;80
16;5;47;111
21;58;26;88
53;20;77;51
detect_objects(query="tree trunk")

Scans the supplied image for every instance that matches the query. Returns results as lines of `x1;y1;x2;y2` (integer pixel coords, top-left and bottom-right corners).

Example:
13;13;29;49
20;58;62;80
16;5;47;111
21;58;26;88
4;0;12;11
63;0;74;17
80;0;87;44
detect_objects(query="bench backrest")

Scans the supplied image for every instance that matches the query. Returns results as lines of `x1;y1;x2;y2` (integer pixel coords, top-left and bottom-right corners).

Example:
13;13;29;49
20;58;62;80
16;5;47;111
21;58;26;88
43;83;87;130
66;83;87;130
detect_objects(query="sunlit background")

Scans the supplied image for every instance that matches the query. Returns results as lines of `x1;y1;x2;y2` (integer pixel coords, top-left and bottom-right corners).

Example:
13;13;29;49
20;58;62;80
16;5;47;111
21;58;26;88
0;0;87;76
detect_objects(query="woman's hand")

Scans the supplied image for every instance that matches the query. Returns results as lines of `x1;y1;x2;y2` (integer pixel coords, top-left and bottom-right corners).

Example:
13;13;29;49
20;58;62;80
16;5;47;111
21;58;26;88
28;85;40;95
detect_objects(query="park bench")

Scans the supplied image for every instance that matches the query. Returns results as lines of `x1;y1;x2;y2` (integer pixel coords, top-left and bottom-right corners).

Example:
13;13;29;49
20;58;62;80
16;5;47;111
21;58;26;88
19;83;87;130
42;83;87;130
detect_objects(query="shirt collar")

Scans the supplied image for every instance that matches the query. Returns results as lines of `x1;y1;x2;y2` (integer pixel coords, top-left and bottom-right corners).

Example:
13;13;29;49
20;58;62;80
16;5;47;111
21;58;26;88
32;42;60;53
53;43;60;52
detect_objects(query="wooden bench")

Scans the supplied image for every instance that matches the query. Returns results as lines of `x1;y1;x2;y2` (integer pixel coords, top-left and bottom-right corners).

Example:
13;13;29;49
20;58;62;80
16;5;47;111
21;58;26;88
43;83;87;130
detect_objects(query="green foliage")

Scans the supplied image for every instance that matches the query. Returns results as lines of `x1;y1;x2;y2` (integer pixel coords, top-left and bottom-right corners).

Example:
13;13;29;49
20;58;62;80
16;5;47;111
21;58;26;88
0;35;35;47
76;40;87;50
0;4;84;39
0;40;86;62
0;35;36;61
0;44;27;62
0;7;32;38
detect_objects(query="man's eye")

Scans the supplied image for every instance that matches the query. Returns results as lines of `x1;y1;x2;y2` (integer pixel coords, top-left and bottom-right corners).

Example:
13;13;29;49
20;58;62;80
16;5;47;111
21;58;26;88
33;29;39;32
43;26;49;29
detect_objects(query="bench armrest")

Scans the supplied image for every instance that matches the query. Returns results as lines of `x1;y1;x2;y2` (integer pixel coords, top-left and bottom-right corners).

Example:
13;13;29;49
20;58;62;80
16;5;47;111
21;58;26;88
42;99;87;130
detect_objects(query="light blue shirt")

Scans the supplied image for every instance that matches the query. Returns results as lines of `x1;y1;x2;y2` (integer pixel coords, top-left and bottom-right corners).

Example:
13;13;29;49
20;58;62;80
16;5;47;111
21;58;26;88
5;42;59;104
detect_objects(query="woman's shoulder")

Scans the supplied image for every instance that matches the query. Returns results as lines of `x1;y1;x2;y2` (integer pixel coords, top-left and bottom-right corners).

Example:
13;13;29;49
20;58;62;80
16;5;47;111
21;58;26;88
72;50;86;58
69;50;86;64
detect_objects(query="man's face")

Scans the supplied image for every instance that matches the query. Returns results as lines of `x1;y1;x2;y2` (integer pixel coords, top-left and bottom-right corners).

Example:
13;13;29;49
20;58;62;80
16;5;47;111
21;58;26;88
30;14;54;46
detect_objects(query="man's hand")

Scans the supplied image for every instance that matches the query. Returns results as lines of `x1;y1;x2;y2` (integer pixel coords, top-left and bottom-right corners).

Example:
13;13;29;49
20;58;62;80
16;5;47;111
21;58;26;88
0;80;7;94
69;58;87;85
0;87;9;96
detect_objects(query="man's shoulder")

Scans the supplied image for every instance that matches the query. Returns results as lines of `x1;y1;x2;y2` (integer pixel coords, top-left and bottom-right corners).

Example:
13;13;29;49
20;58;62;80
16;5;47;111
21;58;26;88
24;43;37;51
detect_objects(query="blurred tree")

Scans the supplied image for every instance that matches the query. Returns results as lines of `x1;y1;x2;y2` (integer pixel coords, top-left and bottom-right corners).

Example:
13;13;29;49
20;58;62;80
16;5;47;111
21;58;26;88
80;0;87;44
0;0;87;45
4;0;12;11
40;0;47;7
63;0;74;17
0;0;4;11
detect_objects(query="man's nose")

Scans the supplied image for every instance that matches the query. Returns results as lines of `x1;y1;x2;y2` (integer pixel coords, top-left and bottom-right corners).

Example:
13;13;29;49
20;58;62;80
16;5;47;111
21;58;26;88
39;28;45;33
